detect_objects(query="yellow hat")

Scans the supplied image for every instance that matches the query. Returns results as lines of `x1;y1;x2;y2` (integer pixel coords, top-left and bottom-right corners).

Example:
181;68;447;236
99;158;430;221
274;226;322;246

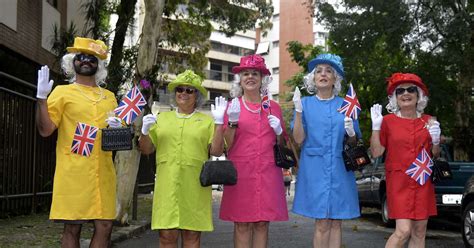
167;70;207;96
66;37;108;60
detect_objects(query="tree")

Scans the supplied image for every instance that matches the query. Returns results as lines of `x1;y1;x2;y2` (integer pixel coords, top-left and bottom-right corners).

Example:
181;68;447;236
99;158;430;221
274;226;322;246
304;0;473;158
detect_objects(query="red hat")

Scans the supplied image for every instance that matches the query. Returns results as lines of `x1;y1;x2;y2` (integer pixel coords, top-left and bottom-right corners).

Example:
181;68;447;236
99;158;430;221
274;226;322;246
232;54;271;76
387;72;429;96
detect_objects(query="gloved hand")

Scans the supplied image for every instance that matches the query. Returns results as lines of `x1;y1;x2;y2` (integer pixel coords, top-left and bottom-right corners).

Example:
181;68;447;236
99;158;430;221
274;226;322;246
105;117;122;128
227;98;241;123
370;104;383;131
141;114;157;135
211;96;227;124
37;65;54;99
268;115;283;135
344;117;355;137
428;121;441;145
293;87;302;113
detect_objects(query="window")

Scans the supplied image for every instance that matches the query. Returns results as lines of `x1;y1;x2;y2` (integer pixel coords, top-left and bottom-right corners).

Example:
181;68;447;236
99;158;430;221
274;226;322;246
210;62;222;81
272;41;279;48
272;14;279;22
272;67;279;75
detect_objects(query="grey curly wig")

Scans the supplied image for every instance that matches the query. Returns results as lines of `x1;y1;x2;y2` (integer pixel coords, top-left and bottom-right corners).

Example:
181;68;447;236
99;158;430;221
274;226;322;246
302;67;343;96
61;53;108;86
386;85;429;114
229;72;272;98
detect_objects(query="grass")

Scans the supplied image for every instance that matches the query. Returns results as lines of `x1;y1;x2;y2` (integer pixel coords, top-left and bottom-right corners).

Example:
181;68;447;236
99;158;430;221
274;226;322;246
0;194;153;248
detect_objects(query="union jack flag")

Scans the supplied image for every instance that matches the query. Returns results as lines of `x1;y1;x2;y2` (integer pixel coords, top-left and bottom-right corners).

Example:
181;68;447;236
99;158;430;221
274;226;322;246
261;88;271;113
405;147;433;185
114;86;147;124
338;83;361;119
71;122;98;157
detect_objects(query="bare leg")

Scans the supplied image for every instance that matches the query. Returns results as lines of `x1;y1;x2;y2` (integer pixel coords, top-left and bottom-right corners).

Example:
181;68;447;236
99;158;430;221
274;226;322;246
385;219;412;248
61;223;82;248
408;219;428;248
234;222;252;248
313;219;331;248
159;229;179;248
182;230;201;248
328;220;342;248
90;220;113;248
252;221;269;248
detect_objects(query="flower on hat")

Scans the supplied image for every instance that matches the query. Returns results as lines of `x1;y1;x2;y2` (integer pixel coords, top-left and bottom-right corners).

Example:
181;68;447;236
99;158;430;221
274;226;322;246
307;53;345;77
387;72;428;96
67;37;108;60
232;54;271;76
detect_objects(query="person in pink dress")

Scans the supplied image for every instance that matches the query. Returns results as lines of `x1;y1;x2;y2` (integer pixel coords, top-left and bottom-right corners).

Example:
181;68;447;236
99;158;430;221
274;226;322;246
370;72;441;247
219;54;289;247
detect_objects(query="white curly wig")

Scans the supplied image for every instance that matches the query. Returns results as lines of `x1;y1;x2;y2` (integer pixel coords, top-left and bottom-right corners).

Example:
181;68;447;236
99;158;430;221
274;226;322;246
385;85;429;114
229;72;272;98
61;53;108;86
302;67;343;96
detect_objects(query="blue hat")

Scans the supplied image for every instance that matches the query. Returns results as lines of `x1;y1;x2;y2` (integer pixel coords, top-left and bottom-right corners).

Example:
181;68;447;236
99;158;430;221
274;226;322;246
307;53;344;77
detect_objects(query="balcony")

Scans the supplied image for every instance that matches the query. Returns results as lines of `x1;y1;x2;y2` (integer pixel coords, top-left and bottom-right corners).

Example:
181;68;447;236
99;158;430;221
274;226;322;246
204;69;234;83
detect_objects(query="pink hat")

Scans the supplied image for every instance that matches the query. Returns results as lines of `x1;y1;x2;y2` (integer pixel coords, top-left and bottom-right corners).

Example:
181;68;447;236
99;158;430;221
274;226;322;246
232;54;271;76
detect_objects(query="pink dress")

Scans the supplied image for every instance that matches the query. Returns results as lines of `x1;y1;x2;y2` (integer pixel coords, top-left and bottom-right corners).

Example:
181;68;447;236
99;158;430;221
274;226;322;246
219;97;289;222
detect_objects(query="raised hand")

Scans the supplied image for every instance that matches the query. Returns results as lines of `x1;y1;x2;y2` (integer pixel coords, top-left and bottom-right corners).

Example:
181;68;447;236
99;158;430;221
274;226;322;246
37;65;54;99
293;87;302;113
141;114;157;135
268;115;283;135
227;98;241;123
211;96;227;125
370;104;383;131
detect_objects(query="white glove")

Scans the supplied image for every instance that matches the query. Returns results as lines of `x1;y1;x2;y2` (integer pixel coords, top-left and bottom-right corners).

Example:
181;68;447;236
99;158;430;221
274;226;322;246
428;121;441;145
268;115;283;135
211;96;227;124
37;65;54;99
105;117;122;128
344;117;356;137
141;114;157;135
370;104;383;131
293;87;303;113
227;98;241;123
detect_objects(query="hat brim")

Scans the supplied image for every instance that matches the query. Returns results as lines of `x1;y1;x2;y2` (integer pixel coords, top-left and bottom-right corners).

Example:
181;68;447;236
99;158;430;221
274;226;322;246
388;80;429;96
308;59;344;77
232;66;271;76
66;47;107;60
167;82;208;96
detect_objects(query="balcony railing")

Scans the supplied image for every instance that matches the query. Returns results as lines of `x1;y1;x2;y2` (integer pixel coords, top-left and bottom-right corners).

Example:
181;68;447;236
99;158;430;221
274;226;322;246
204;69;235;83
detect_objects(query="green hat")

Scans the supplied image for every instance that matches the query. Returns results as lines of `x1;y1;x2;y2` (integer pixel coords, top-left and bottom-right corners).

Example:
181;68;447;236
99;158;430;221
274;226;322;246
167;70;207;96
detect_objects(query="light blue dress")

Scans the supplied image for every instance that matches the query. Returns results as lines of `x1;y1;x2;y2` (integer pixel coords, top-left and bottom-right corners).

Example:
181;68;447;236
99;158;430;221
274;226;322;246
292;96;361;219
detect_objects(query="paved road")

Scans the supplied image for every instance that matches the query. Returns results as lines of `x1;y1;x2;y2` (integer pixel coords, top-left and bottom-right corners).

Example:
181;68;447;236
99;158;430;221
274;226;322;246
115;189;464;248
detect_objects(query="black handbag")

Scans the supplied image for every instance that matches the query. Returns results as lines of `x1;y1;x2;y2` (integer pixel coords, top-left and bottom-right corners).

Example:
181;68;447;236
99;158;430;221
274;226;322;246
101;127;134;151
431;159;453;183
342;138;371;171
199;159;238;187
274;143;297;169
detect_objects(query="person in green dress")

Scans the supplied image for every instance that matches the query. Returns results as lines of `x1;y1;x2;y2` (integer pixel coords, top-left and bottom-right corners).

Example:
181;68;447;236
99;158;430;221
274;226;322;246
139;70;226;248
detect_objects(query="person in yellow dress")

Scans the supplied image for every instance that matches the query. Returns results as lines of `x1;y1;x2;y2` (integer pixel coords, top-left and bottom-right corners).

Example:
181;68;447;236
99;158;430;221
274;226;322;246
139;70;225;248
35;37;122;248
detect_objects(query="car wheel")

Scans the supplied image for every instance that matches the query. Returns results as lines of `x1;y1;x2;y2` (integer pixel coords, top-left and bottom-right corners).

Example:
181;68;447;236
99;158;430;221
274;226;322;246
381;194;395;227
463;201;474;248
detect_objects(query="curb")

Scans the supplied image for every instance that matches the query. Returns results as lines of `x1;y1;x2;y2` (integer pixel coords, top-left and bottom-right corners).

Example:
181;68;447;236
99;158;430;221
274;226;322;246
111;220;151;244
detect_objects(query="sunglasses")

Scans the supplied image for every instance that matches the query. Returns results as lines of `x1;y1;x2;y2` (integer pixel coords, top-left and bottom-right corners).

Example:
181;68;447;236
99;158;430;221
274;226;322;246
74;53;98;64
395;86;418;95
175;87;196;94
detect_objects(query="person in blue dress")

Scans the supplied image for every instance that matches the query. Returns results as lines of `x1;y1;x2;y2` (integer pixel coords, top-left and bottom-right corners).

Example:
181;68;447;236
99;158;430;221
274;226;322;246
291;53;362;247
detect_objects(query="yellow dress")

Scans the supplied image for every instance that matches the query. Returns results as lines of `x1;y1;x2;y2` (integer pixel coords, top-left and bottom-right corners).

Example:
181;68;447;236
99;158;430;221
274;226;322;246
47;83;117;220
148;111;214;231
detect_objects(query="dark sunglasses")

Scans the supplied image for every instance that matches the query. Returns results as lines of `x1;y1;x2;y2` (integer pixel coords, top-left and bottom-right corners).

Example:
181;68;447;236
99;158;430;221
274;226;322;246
175;87;196;94
74;53;98;64
395;86;418;95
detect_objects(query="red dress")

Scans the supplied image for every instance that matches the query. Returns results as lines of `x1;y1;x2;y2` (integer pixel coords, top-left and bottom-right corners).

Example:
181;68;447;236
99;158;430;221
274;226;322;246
380;114;437;220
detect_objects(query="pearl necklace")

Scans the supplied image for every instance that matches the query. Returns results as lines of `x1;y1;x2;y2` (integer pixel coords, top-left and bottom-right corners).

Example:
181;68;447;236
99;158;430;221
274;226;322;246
74;83;104;102
242;95;261;114
175;109;196;119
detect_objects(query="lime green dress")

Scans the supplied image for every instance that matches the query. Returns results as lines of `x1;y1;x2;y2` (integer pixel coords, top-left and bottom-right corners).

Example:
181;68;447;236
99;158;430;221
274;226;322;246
148;111;214;231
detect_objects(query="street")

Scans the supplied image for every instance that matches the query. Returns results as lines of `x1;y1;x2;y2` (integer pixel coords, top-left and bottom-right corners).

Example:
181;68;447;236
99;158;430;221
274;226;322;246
115;186;464;248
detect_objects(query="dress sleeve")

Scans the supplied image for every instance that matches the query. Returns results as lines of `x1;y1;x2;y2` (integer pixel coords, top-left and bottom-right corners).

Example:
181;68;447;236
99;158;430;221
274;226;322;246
47;86;64;127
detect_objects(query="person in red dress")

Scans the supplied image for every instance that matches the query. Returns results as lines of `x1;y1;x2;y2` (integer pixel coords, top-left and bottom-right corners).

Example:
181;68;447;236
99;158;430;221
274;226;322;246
370;72;441;247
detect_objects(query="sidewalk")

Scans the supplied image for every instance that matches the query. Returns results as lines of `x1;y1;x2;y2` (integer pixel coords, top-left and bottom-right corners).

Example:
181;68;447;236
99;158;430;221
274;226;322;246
0;194;154;248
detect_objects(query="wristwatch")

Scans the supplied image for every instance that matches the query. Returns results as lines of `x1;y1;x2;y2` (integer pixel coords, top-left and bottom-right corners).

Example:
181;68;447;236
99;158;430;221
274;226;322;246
228;122;238;128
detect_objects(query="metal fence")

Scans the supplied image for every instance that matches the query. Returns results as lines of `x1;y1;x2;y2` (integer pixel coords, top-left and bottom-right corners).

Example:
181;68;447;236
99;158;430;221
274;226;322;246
0;72;56;216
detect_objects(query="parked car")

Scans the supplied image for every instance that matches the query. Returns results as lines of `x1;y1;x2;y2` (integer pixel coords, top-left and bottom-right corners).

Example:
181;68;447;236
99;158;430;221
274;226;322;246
462;175;474;247
356;144;474;227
